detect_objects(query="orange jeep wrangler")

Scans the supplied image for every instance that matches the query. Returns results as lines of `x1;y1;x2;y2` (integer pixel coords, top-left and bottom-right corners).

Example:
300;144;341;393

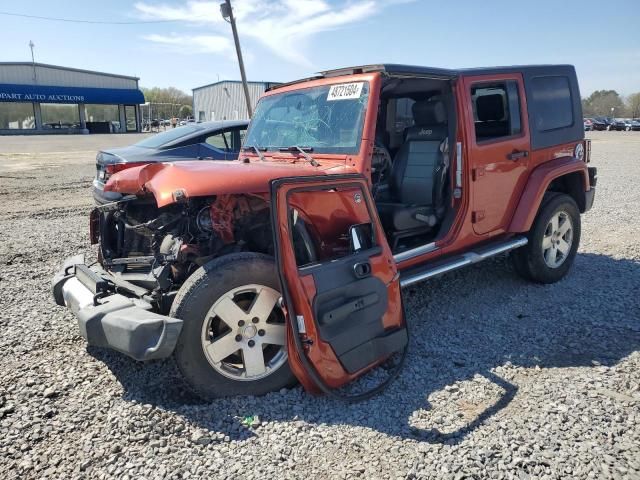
53;64;596;400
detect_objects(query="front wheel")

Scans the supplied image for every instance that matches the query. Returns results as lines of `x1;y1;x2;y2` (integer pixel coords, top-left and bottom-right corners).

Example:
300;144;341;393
511;193;581;284
171;253;296;399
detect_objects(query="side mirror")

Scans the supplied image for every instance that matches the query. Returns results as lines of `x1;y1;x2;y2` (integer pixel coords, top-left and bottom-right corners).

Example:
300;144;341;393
349;223;374;253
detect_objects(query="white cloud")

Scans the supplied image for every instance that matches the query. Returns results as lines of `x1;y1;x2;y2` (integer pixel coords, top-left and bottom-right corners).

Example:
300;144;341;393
134;1;222;24
134;0;388;66
142;33;232;55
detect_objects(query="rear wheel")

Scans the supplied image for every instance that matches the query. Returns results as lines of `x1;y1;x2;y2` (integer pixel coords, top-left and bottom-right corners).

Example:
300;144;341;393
511;193;581;284
171;253;296;399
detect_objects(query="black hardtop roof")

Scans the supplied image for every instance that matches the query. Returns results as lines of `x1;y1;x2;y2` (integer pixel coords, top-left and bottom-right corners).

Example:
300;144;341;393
270;63;577;90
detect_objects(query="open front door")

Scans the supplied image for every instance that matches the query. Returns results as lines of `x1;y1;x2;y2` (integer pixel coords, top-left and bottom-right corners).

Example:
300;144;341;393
271;174;407;395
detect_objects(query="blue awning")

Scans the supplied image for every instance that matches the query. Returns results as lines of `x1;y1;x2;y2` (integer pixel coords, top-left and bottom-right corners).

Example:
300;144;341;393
0;84;144;104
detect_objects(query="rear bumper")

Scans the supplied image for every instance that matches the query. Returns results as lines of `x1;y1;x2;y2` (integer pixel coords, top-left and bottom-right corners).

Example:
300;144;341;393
52;255;182;361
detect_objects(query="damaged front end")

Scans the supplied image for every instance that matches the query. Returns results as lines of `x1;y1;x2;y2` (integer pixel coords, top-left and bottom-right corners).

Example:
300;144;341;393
53;188;273;362
52;254;182;361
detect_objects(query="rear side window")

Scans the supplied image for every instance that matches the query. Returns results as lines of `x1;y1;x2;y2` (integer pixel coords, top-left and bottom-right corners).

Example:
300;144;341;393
205;131;231;151
530;76;573;131
471;81;521;141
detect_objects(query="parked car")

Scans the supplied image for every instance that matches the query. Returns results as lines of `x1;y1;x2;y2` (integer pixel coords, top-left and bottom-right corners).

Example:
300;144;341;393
613;118;633;131
93;120;248;204
631;119;640;131
54;63;596;401
583;118;593;131
593;117;616;130
590;117;608;131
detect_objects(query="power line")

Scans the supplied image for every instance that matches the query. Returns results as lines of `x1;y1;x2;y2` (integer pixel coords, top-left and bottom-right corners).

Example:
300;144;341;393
0;10;192;25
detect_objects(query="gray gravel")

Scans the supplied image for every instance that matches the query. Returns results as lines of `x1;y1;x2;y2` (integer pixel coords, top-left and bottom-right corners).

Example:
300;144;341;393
1;131;639;479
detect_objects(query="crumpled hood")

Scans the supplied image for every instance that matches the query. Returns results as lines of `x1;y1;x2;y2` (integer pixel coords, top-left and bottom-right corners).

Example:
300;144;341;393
104;160;355;207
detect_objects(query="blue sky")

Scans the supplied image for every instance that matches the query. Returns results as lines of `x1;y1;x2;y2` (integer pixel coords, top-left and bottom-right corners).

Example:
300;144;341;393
1;0;639;96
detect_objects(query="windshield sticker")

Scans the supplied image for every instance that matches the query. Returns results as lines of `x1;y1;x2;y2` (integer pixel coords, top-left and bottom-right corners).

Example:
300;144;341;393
327;82;364;101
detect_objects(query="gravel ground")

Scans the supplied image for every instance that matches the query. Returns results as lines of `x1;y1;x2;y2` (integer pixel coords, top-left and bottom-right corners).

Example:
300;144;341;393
0;131;638;479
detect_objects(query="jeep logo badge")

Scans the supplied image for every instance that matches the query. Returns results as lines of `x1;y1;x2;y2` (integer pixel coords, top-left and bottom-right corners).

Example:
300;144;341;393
419;128;433;136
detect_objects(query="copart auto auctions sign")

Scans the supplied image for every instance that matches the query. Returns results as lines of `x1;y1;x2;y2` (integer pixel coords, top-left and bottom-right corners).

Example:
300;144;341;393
0;83;144;105
0;92;85;102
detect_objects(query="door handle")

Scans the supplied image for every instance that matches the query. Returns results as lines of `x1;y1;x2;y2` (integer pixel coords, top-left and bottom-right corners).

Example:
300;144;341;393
353;262;372;278
507;150;529;161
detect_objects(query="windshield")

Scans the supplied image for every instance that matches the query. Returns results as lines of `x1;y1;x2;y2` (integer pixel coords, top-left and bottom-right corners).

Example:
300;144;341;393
134;124;202;148
243;81;370;154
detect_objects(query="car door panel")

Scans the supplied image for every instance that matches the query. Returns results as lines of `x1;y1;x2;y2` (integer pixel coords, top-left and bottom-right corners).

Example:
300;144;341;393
462;73;532;235
271;175;407;392
156;144;200;159
198;143;228;160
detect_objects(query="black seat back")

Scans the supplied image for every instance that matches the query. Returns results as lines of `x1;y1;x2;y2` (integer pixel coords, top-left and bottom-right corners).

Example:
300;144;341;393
390;99;447;205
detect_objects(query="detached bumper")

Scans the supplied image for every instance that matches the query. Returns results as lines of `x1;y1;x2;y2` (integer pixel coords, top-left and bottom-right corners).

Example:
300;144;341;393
52;255;182;361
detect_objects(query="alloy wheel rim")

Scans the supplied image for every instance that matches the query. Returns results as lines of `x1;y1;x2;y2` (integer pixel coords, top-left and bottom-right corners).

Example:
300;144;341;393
201;284;287;381
542;211;573;268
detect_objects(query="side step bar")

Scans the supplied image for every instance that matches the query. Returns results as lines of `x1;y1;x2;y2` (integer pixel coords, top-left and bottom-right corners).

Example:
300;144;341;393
399;236;528;288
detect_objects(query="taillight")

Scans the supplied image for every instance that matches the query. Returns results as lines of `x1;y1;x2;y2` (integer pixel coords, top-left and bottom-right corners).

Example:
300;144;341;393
584;139;591;163
103;161;147;181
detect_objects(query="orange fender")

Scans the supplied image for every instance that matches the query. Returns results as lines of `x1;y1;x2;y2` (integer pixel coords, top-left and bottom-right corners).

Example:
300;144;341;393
509;156;588;233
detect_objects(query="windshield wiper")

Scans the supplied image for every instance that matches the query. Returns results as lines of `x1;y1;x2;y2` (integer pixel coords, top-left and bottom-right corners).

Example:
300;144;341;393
242;144;266;161
278;146;319;167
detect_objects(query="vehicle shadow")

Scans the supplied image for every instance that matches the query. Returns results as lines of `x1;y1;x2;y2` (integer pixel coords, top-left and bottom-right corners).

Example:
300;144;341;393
89;251;640;444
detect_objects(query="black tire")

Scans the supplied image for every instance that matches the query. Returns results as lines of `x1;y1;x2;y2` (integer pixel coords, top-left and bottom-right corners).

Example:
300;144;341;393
511;193;581;284
171;252;296;400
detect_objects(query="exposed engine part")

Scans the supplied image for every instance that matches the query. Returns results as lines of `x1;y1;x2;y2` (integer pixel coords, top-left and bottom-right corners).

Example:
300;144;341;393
97;194;277;314
196;206;214;233
159;234;183;261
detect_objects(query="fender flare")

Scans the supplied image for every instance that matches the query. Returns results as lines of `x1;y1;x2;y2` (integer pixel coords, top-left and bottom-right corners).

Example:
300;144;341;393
509;156;589;233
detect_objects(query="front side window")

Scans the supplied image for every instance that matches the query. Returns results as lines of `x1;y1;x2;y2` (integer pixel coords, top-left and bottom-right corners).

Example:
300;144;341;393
472;81;521;141
0;102;35;129
393;97;416;133
244;82;370;154
288;184;376;267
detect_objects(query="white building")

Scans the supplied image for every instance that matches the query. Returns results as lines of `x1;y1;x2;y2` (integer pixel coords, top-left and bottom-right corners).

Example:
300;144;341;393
0;62;144;134
192;80;278;122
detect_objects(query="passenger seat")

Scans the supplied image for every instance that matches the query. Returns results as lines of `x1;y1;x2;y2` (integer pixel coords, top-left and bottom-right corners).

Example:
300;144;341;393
378;98;448;234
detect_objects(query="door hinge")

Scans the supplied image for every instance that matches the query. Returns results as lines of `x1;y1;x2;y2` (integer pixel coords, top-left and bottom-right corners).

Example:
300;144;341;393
472;210;485;223
472;167;485;181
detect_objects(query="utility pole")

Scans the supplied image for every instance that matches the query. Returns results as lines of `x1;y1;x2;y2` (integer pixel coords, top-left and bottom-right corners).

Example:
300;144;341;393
29;40;37;84
220;0;253;117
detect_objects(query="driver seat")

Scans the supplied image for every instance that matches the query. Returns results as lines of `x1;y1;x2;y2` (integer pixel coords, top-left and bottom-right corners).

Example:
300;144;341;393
378;99;449;239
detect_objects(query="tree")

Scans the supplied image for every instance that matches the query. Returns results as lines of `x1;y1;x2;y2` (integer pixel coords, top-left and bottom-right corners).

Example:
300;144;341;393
582;90;625;117
626;93;640;118
140;86;192;119
179;105;193;119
